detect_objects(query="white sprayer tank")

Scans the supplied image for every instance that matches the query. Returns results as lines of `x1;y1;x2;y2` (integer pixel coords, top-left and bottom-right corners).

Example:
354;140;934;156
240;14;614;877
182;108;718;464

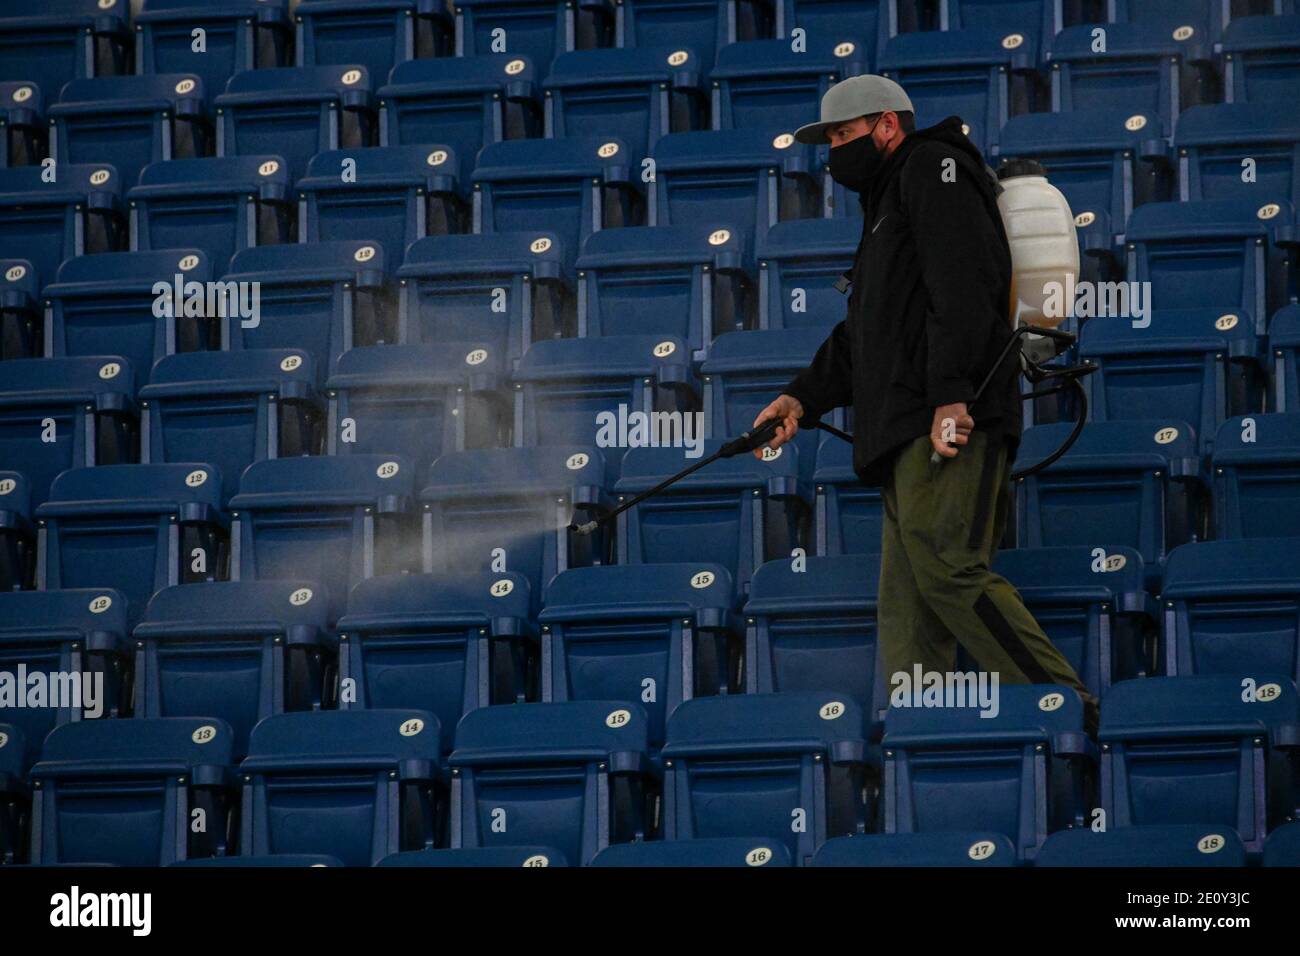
996;160;1079;329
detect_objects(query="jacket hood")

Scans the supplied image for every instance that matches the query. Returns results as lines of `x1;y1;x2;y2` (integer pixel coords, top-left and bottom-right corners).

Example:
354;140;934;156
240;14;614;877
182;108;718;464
909;115;988;169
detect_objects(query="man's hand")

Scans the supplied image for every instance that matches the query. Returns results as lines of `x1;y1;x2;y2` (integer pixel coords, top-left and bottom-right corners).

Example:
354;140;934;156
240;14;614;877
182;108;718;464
930;402;974;459
752;394;804;460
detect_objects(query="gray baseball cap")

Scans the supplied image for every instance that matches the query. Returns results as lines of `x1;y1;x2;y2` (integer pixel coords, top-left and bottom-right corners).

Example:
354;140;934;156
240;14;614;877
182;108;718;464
794;74;915;144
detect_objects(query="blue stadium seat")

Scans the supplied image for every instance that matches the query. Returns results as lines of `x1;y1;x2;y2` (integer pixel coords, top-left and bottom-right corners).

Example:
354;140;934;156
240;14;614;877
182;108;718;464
136;0;292;107
1036;824;1249;866
993;546;1153;697
775;0;908;68
539;563;739;749
709;37;868;133
171;853;344;867
616;441;810;598
0;81;44;167
448;700;651;865
1271;305;1300;411
0;0;129;102
129;156;293;270
377;54;541;153
812;830;1017;866
327;344;508;487
744;555;887;736
215;66;378;181
545;47;706;159
879;27;1035;155
377;845;567;865
577;223;751;357
1080;309;1265;454
1108;0;1248;37
419;446;610;613
1220;14;1300;105
649;127;818;245
36;464;227;626
141;349;323;504
1124;197;1294;323
239;709;442;865
661;692;868;865
230;454;416;620
0;471;33;590
336;571;535;748
1212;414;1300;539
0;258;39;360
1176;102;1300;205
755;217;861;325
1264;819;1300;866
50;75;210;191
455;0;610;82
0;355;136;509
135;581;336;758
0;163;124;285
28;716;237;865
512;334;698;459
939;0;1069;62
397;232;566;366
44;249;215;379
592;836;793;866
1100;675;1300;852
298;145;470;264
882;684;1092;861
0;588;129;774
0;722;25;863
295;0;452;80
1162;539;1300;681
473;136;642;270
1047;22;1209;137
223;240;390;385
813;430;882;555
996;108;1172;256
1015;420;1204;583
616;0;764;73
701;328;827;478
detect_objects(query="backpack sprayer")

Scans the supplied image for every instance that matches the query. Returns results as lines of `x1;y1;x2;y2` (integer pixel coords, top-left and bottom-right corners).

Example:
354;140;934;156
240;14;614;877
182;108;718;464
571;160;1094;537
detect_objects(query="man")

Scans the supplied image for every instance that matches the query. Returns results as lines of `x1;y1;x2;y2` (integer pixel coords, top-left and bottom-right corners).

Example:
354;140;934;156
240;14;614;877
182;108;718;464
754;75;1099;732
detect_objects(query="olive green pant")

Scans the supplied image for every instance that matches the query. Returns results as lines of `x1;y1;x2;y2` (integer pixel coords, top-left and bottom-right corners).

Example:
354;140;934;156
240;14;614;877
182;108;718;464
878;432;1099;728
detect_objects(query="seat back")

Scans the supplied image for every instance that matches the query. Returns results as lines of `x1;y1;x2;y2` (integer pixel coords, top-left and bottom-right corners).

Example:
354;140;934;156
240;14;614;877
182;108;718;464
51;74;208;190
812;431;883;555
1099;674;1299;851
545;47;705;159
455;0;595;81
812;830;1018;866
539;563;738;748
1221;13;1300;104
134;580;334;757
1036;824;1249;866
239;709;441;865
36;464;227;626
141;349;323;504
327;344;506;488
449;700;650;865
298;145;469;266
1212;413;1300;539
1176;102;1300;205
130;155;293;269
617;0;754;73
335;571;533;753
46;249;214;382
592;836;793;866
29;716;236;865
419;446;609;614
215;66;375;180
710;37;869;133
777;0;895;66
661;692;868;864
0;355;136;509
755;216;861;327
295;0;421;81
0;0;129;101
229;454;416;620
0;163;123;285
883;683;1088;860
744;555;886;729
0;588;129;772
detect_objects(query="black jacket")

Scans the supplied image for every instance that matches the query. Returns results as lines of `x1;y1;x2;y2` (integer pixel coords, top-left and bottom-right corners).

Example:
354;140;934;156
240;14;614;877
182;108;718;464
783;116;1020;487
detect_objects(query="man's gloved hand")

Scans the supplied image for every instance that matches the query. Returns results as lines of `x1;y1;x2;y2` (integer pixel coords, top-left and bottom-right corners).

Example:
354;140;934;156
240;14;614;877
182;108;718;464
751;394;804;460
930;402;974;459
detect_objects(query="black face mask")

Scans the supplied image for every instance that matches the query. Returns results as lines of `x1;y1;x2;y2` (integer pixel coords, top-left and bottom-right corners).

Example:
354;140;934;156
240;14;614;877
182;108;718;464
828;120;884;193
